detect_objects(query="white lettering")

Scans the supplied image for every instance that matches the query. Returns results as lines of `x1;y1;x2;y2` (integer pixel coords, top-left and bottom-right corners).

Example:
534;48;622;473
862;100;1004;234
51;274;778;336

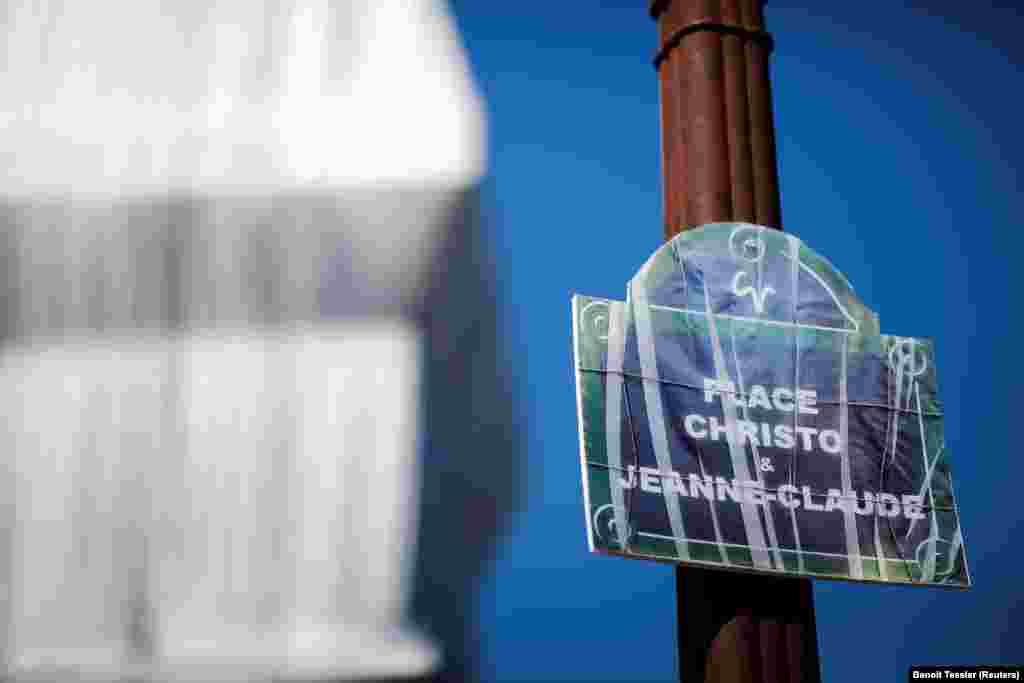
902;494;926;520
626;472;926;522
797;389;819;415
819;429;841;454
853;492;875;516
689;474;714;501
737;421;760;447
707;416;732;443
677;412;842;454
666;473;689;497
640;468;661;494
748;385;773;411
715;477;743;503
795;425;818;451
777;484;800;509
703;378;736;404
619;466;636;490
802;485;824;511
772;387;795;412
877;493;901;518
744;481;766;505
773;424;795;450
824;489;846;513
684;414;707;439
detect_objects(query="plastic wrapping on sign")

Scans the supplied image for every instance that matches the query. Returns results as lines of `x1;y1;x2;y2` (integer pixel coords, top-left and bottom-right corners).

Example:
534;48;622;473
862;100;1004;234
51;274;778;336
572;223;968;588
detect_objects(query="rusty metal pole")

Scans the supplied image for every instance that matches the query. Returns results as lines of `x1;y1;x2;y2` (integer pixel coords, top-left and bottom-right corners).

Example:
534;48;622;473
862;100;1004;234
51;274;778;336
648;1;820;681
652;0;782;237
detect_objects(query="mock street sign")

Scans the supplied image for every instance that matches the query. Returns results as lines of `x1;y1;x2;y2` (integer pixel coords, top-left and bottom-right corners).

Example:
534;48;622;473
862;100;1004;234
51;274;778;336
572;223;968;587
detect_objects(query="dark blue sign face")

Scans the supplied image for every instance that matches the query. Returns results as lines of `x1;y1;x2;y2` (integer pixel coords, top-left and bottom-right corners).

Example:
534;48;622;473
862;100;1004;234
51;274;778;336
572;223;968;587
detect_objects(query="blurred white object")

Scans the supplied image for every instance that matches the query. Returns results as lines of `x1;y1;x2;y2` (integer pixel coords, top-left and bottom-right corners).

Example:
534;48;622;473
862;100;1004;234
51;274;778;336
0;1;486;681
0;0;485;194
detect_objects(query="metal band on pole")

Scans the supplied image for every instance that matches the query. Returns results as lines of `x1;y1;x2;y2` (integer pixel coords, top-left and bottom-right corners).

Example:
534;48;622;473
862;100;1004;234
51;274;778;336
652;0;782;237
653;21;774;70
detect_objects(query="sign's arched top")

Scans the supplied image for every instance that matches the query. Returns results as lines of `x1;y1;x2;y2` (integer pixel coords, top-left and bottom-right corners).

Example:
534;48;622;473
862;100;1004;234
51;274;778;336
630;223;879;336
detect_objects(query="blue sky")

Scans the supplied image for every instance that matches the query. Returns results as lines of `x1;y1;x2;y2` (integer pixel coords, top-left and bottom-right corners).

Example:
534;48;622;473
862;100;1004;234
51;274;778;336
448;2;1022;680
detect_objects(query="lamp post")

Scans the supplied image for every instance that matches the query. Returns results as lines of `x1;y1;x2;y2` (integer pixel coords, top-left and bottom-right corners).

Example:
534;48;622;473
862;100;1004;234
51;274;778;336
648;2;821;681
